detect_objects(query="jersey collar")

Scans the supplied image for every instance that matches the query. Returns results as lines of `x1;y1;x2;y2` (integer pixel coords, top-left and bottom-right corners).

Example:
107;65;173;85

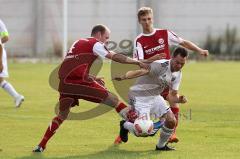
141;28;157;36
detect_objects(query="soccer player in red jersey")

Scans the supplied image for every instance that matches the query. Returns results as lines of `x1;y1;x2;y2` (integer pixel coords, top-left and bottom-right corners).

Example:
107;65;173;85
33;24;149;152
115;7;209;144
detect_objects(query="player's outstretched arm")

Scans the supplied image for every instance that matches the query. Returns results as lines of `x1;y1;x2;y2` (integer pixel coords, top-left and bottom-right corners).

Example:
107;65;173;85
140;54;166;63
167;90;188;104
113;68;149;81
180;40;209;57
106;51;149;70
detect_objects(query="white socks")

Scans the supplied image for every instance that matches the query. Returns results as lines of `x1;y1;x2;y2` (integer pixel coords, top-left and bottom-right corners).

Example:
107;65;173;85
123;121;136;134
1;80;20;99
157;125;174;148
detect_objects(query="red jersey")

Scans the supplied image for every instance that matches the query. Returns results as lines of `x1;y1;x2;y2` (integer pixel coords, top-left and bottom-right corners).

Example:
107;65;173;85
58;37;110;105
133;29;183;60
59;37;109;82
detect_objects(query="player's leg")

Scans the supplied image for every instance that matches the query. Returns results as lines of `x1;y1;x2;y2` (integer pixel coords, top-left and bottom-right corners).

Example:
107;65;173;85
0;77;24;107
163;88;179;143
0;50;24;107
33;97;73;152
169;104;179;143
103;94;132;144
79;89;134;144
102;92;131;120
64;79;131;120
156;111;176;151
114;108;138;144
60;80;131;122
115;96;152;143
115;113;164;144
152;95;176;151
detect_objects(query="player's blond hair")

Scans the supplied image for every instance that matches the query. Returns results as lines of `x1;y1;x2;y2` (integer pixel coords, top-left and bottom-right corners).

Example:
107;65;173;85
137;7;153;20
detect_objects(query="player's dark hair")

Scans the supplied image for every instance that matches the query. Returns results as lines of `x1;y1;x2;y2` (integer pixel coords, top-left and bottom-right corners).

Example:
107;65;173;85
137;7;153;20
172;47;188;58
91;24;108;36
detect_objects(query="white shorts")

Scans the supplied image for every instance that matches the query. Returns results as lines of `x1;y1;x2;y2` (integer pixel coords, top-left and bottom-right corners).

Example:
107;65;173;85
0;48;9;78
128;94;170;120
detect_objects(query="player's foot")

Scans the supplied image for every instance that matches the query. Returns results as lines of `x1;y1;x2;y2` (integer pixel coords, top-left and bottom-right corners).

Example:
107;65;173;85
32;145;45;152
155;144;175;151
168;133;179;143
15;95;24;108
114;135;122;145
119;120;128;143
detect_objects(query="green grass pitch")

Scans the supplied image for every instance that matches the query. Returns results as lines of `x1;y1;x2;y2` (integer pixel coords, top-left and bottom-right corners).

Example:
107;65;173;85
0;61;240;159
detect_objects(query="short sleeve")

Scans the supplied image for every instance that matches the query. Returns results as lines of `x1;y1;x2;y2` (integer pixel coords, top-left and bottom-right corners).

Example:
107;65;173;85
0;20;9;37
133;41;144;60
168;30;183;46
92;42;109;58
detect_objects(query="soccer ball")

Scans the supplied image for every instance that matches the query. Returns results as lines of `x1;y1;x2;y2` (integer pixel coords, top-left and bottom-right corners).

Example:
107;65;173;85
133;119;154;137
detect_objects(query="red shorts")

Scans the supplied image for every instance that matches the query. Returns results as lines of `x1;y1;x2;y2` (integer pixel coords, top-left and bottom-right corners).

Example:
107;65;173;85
58;78;108;108
161;87;169;100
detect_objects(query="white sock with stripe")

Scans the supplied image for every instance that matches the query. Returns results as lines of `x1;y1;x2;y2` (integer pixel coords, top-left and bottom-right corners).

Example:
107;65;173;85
124;121;136;135
157;125;174;148
1;80;20;99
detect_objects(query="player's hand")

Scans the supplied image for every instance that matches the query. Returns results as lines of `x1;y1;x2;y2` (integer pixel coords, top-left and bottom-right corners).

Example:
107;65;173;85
95;76;104;81
140;54;166;64
145;54;166;61
138;61;150;70
112;75;125;81
0;62;3;73
199;50;209;57
158;53;167;59
179;95;187;103
95;77;105;86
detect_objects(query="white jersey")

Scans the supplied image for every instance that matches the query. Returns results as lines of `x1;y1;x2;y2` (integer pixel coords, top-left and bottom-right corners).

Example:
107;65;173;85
0;19;9;77
0;19;8;39
129;59;182;97
92;42;109;58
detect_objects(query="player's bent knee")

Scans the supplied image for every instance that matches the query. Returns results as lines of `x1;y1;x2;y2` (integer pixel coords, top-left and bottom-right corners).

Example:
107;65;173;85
165;118;176;129
165;112;176;129
58;108;70;120
58;112;69;120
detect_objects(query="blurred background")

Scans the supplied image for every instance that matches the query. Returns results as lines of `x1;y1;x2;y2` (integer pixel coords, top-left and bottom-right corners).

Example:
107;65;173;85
0;0;239;60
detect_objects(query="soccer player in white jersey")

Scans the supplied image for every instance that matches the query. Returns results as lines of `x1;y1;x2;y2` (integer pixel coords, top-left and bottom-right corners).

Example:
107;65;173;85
113;47;188;151
0;19;24;107
131;7;209;143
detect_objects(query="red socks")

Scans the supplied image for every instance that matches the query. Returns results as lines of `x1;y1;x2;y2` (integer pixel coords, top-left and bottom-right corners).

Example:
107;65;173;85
115;102;128;113
39;116;63;148
115;102;129;120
